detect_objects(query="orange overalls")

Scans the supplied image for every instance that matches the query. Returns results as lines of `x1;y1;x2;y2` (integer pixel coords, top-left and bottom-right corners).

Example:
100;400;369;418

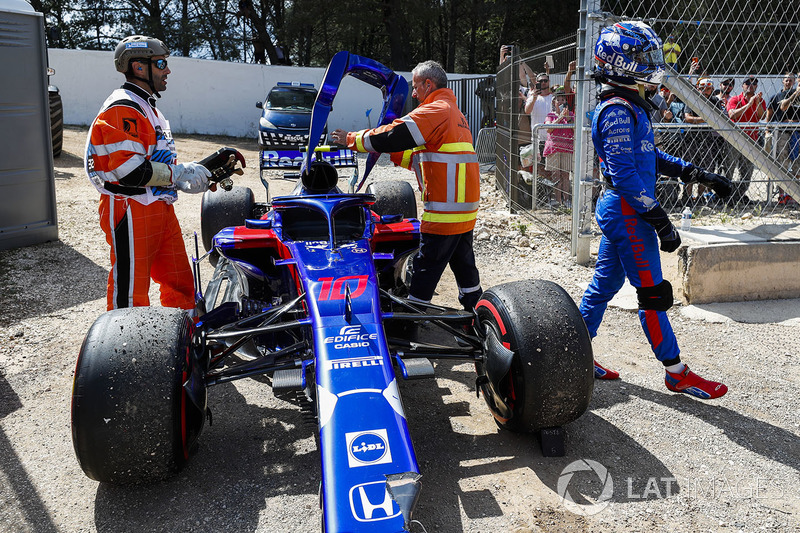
348;87;482;308
85;82;194;311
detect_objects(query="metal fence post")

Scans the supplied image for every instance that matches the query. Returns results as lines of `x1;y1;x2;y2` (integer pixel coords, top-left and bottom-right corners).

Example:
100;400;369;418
571;0;600;265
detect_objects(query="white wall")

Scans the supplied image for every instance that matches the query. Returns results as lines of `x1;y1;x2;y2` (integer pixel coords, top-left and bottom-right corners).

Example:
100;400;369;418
48;49;480;139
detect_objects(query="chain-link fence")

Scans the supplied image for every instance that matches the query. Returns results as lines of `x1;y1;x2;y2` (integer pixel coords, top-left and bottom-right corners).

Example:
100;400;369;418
496;35;578;236
495;0;800;261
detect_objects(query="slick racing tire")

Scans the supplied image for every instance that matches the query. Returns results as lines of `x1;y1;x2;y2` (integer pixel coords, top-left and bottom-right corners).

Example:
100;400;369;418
49;90;63;158
475;279;593;433
366;180;418;219
71;307;206;484
201;186;255;266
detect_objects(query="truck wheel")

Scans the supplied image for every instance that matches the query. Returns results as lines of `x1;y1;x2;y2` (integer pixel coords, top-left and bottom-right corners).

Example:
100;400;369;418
49;91;63;158
366;181;418;219
201;186;255;266
475;280;593;433
71;307;206;484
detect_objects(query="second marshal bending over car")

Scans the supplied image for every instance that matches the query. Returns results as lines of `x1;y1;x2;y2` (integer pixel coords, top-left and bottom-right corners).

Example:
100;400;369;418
331;60;482;311
582;22;732;399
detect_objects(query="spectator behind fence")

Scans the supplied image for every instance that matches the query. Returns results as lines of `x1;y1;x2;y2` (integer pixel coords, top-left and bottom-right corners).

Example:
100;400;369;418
663;34;681;68
714;77;734;106
727;75;766;204
543;86;574;207
766;72;800;204
524;70;554;185
662;93;687;156
474;75;496;127
564;60;577;110
683;78;724;204
645;83;673;147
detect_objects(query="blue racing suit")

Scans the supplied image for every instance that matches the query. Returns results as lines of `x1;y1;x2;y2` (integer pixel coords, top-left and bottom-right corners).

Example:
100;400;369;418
579;88;691;365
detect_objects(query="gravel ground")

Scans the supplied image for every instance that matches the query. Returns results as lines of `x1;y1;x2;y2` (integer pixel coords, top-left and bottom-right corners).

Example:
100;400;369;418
0;126;798;533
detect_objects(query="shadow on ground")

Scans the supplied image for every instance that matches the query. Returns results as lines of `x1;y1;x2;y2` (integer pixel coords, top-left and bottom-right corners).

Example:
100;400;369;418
0;241;106;325
0;371;59;532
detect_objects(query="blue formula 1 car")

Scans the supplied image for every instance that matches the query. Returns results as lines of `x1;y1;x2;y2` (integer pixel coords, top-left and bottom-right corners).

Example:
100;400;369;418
71;52;594;532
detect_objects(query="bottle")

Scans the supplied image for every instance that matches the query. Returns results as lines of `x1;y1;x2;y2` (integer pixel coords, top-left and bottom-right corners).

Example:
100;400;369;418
681;207;692;231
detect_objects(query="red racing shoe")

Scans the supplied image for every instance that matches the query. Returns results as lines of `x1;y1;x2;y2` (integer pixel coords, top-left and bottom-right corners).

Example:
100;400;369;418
594;360;620;380
665;365;728;399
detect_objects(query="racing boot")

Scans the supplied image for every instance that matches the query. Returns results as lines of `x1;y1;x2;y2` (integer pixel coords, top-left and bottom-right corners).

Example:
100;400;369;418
594;360;620;380
665;365;727;399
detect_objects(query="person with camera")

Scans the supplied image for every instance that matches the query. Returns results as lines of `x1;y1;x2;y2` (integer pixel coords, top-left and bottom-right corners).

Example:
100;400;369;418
85;35;213;312
581;22;732;399
524;71;554;194
543;86;574;207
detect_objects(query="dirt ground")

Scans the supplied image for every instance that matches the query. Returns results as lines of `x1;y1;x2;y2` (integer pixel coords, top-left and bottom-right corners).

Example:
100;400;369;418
0;126;798;533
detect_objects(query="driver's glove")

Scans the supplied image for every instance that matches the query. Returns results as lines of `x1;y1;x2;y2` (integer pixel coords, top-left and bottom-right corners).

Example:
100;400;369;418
681;165;732;199
640;206;681;253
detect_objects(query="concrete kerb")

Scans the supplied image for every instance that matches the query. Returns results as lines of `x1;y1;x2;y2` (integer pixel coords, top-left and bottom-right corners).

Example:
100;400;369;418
581;223;800;325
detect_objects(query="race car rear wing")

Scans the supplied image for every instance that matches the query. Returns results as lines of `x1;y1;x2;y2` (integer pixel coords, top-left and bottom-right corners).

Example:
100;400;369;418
302;51;408;191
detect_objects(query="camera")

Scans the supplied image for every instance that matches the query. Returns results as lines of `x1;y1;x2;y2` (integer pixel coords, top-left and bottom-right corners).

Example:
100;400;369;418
535;82;542;90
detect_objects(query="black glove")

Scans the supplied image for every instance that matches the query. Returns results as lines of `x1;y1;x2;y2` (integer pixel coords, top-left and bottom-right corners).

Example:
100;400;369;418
640;206;681;253
681;165;732;199
199;147;246;191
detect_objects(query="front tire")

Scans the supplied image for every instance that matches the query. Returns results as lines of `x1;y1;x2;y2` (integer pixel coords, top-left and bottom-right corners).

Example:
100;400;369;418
475;280;593;432
71;307;206;483
201;186;255;266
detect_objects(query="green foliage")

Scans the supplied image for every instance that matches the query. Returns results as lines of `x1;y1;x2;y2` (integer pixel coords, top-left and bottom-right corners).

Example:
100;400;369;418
29;0;582;73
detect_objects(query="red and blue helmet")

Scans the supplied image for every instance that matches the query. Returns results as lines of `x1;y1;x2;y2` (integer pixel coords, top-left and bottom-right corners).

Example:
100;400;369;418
594;21;665;85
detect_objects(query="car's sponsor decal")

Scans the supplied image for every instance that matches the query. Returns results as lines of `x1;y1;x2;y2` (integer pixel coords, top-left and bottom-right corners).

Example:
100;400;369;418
323;325;379;350
348;480;401;522
260;149;357;168
346;429;392;468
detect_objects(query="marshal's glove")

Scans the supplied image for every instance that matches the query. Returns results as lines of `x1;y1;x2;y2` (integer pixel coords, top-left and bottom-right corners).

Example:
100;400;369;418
640;206;681;253
173;162;212;194
681;165;732;199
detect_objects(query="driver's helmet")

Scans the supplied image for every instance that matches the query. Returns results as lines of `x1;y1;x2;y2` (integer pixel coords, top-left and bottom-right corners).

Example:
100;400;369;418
594;21;665;85
114;35;170;73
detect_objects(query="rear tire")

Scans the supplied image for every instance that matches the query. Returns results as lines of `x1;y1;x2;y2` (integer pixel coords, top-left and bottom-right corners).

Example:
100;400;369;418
366;181;418;219
71;307;205;484
475;280;593;433
201;186;255;266
49;91;63;158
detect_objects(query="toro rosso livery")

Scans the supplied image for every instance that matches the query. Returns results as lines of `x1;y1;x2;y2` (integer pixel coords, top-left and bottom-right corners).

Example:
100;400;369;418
71;52;594;532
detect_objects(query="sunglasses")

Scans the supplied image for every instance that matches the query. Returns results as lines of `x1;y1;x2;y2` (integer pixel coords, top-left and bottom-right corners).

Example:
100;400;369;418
743;79;758;86
139;58;168;70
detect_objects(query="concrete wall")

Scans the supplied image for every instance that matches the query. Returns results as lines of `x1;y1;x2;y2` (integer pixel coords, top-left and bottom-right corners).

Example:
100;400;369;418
48;49;478;139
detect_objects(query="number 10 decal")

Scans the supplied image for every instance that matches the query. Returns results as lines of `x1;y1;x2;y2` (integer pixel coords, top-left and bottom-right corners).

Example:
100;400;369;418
318;275;368;300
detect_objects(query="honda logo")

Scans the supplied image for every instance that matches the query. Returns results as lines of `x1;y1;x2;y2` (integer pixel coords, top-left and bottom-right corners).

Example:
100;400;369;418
348;480;401;522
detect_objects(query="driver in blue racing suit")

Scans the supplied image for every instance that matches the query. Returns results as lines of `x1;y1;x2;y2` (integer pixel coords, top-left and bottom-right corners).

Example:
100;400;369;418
581;22;732;399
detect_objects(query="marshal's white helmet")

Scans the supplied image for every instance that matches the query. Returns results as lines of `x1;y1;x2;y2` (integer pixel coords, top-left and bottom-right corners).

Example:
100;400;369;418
114;35;170;73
